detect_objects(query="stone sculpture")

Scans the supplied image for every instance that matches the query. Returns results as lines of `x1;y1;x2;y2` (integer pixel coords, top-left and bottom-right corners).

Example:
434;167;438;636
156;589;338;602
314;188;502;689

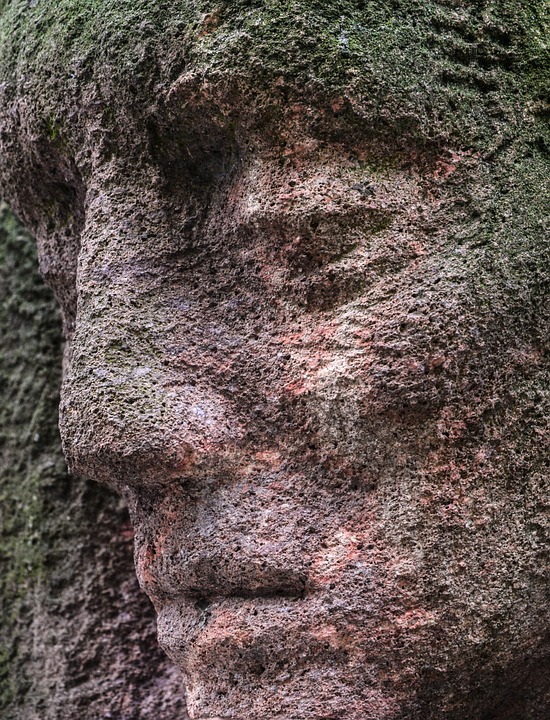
0;2;548;718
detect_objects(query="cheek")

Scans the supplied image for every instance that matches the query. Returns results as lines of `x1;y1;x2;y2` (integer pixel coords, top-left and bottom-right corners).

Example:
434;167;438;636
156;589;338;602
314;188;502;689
285;259;495;462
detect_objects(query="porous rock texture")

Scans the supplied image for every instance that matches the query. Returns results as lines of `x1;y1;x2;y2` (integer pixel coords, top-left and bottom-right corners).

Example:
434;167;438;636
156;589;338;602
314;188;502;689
0;204;186;719
0;2;549;719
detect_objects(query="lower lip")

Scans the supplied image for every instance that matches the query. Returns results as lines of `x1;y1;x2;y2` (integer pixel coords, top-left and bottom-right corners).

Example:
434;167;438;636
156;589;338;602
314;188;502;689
158;591;302;633
156;594;314;674
157;598;405;720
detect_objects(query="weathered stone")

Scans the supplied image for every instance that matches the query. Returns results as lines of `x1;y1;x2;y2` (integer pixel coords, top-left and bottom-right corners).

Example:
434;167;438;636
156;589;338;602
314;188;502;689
0;2;548;718
0;205;186;719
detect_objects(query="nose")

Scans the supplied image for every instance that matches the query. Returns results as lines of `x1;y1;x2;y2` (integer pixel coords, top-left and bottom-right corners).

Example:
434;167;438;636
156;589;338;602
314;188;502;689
59;179;240;488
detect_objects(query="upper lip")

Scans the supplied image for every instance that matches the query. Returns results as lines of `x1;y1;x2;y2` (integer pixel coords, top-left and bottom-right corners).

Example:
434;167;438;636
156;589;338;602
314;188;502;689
136;543;309;607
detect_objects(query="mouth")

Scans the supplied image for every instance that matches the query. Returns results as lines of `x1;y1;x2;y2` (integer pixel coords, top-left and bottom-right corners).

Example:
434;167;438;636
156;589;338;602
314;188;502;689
138;560;308;609
156;593;309;667
140;536;407;720
137;542;318;681
135;536;310;608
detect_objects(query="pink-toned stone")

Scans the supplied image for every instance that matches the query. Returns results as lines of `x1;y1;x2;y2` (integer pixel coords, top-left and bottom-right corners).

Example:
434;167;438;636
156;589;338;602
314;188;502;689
0;3;548;718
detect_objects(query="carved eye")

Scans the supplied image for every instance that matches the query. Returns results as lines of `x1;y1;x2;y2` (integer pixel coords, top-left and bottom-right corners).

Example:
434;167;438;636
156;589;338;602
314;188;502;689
239;208;391;310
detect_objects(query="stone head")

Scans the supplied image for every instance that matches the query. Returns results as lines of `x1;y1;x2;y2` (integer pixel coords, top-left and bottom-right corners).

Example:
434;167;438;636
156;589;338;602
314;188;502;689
0;2;548;718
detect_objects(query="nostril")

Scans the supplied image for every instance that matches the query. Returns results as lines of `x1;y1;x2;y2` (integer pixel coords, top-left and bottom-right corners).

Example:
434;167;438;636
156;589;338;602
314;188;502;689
61;438;199;490
59;362;242;489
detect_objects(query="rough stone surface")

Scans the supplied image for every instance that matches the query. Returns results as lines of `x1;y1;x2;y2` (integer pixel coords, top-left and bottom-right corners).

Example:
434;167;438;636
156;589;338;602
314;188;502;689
0;2;549;719
0;204;186;719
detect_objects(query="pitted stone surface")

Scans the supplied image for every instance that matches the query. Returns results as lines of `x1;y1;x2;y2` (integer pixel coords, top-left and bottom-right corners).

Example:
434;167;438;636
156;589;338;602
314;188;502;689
0;206;187;719
0;2;548;718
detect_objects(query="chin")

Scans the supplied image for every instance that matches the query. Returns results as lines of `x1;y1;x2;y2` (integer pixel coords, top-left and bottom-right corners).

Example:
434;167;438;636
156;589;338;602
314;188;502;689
156;595;405;720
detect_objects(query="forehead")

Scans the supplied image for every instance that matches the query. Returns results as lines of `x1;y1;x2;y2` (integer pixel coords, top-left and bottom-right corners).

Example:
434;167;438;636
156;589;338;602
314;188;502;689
0;1;546;153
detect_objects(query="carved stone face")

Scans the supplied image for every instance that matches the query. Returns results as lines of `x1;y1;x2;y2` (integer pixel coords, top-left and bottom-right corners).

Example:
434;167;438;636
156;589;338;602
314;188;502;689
0;3;548;719
53;125;550;719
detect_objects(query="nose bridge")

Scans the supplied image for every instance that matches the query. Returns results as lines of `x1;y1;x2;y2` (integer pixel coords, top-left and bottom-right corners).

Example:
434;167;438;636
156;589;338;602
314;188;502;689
59;177;236;487
74;180;167;363
59;179;170;484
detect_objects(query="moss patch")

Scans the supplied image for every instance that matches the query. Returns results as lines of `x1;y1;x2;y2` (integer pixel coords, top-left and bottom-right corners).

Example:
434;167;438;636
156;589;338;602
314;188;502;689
0;203;68;710
0;0;547;157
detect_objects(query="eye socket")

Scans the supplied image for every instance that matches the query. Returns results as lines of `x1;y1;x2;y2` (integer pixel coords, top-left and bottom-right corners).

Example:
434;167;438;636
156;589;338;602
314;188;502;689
279;217;363;273
244;206;391;270
236;206;394;311
147;115;239;187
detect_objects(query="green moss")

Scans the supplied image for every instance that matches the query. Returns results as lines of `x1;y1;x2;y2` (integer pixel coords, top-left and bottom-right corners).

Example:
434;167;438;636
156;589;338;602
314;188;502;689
0;203;68;711
473;149;549;342
45;115;60;142
0;1;547;155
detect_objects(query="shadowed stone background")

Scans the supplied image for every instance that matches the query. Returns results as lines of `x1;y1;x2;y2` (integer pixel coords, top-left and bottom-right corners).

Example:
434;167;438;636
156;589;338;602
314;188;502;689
0;204;186;719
